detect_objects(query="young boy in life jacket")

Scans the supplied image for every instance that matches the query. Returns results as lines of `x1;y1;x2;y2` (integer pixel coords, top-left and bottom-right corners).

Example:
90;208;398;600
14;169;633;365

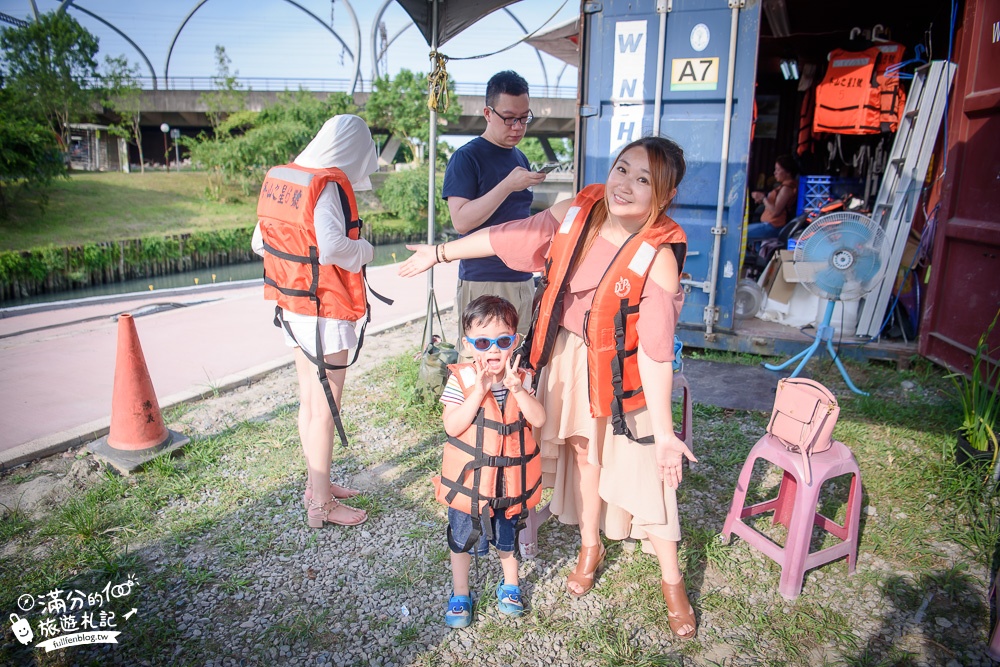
435;295;546;628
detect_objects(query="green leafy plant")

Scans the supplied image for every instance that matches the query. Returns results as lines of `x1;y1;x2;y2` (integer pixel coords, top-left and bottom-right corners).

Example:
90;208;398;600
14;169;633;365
377;166;449;234
949;309;1000;459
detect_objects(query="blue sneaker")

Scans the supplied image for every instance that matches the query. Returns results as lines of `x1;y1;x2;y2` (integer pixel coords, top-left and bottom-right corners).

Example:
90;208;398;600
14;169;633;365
496;580;524;617
445;593;473;628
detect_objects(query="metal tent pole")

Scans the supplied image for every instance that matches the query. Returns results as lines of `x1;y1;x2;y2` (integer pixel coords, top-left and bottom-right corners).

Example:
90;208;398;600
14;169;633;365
425;0;440;343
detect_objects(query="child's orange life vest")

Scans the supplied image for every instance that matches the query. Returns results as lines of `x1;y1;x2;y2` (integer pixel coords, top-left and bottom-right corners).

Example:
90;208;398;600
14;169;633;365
434;364;542;551
528;184;687;442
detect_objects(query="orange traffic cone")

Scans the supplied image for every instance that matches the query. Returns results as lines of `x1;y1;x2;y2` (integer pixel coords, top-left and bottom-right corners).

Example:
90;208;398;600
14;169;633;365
87;314;188;473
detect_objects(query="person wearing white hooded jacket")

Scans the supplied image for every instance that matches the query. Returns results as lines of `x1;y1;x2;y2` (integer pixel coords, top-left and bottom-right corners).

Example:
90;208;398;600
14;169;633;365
252;114;377;528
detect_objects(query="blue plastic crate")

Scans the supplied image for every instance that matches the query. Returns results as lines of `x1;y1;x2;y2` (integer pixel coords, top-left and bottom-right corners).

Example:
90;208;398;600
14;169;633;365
796;176;865;216
797;175;832;216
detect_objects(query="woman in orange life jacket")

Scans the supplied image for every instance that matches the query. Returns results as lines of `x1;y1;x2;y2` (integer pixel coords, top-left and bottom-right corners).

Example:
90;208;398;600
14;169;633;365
400;136;699;639
747;154;799;242
252;115;374;529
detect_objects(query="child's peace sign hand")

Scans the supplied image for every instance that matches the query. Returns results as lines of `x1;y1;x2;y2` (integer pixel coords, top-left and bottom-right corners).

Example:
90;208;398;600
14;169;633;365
470;358;491;396
503;354;523;392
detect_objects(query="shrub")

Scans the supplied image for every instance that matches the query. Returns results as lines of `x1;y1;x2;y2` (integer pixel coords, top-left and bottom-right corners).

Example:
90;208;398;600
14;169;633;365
376;167;449;236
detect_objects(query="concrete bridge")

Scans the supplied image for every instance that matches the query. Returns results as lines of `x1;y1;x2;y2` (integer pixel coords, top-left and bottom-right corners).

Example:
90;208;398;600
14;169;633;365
97;79;578;168
134;89;577;140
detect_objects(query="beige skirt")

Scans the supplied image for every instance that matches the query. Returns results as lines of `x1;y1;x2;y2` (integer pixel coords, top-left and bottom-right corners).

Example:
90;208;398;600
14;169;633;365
535;327;681;543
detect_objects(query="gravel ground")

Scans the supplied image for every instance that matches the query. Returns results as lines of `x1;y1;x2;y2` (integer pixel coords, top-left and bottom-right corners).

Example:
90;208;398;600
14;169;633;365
1;310;994;667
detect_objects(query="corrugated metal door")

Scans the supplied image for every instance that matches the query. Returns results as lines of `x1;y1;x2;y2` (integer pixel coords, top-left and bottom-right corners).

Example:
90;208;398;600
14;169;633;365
919;0;1000;374
576;0;760;333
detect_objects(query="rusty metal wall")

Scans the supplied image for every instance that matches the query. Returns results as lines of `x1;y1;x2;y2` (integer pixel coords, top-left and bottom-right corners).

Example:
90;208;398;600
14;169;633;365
920;0;1000;377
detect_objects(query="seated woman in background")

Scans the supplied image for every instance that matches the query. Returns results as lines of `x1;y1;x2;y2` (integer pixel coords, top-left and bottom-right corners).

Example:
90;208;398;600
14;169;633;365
747;154;799;242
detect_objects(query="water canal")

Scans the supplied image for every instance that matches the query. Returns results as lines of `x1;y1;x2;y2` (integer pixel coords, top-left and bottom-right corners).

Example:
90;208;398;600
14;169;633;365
2;242;413;309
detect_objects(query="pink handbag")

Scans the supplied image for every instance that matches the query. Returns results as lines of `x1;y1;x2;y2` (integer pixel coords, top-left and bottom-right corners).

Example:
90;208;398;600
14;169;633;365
767;378;840;484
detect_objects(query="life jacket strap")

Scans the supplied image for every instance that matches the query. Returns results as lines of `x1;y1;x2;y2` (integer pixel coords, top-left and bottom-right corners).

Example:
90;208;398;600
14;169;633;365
480;416;527;436
272;250;369;448
608;299;654;443
264;277;319;301
261;239;317;265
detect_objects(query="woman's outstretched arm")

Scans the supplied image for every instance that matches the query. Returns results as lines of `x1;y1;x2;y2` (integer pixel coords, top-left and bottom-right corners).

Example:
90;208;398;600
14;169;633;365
397;227;496;277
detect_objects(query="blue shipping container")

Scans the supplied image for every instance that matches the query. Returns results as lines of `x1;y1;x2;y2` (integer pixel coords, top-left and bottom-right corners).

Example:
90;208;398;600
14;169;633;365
576;0;761;336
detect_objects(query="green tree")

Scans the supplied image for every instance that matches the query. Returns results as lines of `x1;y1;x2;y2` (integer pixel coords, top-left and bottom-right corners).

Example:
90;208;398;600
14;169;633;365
378;166;448;232
0;10;100;148
185;90;357;198
101;55;145;172
0;101;66;218
518;137;574;166
364;69;459;165
200;45;246;131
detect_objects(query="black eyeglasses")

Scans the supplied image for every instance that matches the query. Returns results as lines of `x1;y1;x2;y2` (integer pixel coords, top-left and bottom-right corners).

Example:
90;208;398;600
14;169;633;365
465;334;518;351
487;106;533;127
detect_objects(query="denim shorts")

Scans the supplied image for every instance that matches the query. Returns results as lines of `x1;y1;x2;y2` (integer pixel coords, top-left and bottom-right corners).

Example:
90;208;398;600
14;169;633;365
447;508;518;556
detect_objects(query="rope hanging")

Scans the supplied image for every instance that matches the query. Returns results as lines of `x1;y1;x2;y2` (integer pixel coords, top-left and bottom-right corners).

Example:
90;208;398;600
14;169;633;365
427;51;450;113
424;0;570;110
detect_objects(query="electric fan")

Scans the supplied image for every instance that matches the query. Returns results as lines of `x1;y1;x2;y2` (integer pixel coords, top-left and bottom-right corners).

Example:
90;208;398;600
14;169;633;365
764;212;889;395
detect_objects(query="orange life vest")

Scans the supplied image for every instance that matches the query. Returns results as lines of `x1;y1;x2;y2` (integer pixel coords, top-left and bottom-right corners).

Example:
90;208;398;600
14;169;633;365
813;44;906;135
434;364;542;550
257;163;393;446
257;164;367;321
528;184;687;441
873;42;907;132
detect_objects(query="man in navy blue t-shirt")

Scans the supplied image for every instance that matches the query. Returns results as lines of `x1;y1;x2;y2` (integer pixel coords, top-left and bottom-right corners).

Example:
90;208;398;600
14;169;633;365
442;70;547;349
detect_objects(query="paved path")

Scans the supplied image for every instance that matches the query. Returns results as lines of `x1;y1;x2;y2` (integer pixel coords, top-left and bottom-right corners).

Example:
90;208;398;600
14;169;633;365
0;262;458;468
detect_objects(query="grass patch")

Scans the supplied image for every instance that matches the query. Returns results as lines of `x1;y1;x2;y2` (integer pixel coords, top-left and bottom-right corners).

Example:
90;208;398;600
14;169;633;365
1;171;257;250
0;501;32;541
0;348;994;665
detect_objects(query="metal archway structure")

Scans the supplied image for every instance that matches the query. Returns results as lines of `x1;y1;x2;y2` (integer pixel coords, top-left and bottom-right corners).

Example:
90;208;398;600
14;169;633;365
370;0;412;81
501;8;548;91
164;0;361;92
56;0;158;88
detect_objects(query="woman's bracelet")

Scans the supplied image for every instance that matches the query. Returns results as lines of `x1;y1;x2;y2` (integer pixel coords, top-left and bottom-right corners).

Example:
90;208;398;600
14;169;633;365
439;243;449;263
434;244;442;264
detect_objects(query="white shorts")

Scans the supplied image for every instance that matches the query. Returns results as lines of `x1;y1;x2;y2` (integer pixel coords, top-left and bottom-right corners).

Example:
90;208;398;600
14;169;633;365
279;309;358;358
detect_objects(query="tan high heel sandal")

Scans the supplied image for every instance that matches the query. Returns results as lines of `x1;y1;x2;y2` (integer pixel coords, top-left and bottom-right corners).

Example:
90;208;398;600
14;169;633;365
303;481;361;510
567;544;606;598
661;577;697;640
306;498;367;528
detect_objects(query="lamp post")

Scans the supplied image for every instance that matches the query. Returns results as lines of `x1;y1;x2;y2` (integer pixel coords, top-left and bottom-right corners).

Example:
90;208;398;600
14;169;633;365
160;123;170;172
170;128;181;167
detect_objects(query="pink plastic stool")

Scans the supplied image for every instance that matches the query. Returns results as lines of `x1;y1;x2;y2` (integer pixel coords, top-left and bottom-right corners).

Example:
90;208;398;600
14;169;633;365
721;433;862;600
518;373;694;559
988;573;1000;662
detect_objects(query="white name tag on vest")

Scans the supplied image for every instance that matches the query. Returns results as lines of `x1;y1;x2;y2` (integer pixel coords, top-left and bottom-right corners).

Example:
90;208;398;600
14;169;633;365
559;207;580;234
459;367;477;387
521;370;533;392
627;241;656;276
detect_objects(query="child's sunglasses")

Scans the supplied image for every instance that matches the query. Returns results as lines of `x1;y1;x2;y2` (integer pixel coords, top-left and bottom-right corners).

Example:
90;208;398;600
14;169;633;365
465;334;518;351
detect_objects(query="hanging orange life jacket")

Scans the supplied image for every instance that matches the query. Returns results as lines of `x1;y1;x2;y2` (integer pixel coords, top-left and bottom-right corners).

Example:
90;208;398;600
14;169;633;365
528;184;687;442
873;41;907;133
257;164;367;322
813;43;907;135
433;364;542;551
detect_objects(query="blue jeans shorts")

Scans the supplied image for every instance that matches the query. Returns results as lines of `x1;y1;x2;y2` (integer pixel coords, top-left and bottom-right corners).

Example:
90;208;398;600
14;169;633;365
447;508;518;556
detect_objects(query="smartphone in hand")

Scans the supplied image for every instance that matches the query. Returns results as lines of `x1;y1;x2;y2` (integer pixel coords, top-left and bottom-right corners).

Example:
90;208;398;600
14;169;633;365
537;163;559;174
